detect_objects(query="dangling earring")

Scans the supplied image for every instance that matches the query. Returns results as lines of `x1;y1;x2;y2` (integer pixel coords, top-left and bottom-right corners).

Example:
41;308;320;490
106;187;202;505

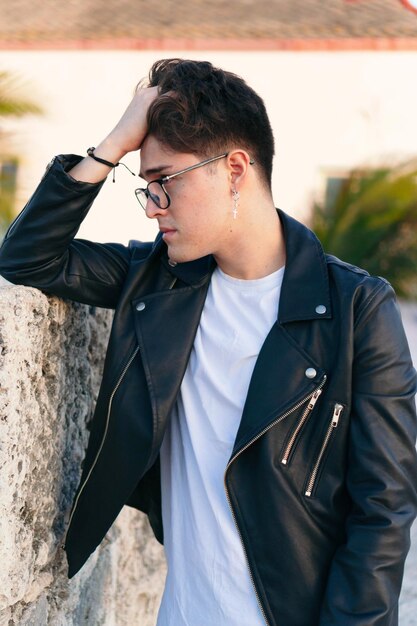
232;188;240;220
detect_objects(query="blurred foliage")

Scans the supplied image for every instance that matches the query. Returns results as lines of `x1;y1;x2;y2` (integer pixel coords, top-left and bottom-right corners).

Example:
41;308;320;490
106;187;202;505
0;71;43;117
0;71;43;239
312;161;417;300
0;158;18;238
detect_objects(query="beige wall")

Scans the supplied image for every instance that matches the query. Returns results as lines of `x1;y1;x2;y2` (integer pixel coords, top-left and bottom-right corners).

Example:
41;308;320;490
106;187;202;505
1;49;417;244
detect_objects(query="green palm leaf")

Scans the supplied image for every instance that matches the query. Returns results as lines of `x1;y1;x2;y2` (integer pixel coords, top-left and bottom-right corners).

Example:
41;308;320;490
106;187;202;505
312;162;417;299
0;71;43;117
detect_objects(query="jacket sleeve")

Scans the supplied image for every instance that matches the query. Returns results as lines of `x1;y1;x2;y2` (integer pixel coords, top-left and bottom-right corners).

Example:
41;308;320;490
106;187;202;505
0;154;135;309
320;279;417;626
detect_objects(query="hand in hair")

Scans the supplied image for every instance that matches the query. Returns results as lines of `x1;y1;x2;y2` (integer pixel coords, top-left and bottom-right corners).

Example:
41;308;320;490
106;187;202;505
68;86;159;184
107;86;160;156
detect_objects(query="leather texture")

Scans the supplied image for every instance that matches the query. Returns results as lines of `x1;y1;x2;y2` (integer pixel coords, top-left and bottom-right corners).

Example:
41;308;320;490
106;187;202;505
0;154;416;626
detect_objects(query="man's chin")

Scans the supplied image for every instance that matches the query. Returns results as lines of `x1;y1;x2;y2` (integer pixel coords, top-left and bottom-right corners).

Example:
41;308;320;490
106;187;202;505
167;249;207;265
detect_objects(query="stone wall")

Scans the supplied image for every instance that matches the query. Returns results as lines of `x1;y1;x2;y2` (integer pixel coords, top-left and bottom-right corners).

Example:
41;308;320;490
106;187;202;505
0;282;166;626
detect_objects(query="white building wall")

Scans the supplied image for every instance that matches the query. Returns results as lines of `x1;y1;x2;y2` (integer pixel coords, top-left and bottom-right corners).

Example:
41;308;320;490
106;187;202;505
1;49;417;244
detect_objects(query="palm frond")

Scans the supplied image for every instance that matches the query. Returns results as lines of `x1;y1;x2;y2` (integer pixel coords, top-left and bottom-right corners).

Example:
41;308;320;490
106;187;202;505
312;161;417;299
0;71;43;117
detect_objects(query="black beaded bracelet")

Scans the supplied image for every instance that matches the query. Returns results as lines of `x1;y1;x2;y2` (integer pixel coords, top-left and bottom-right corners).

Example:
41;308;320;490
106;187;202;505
87;147;118;169
86;147;135;182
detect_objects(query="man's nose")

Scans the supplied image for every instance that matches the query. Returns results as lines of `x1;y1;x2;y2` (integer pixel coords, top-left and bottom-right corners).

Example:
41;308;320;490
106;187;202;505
145;199;168;219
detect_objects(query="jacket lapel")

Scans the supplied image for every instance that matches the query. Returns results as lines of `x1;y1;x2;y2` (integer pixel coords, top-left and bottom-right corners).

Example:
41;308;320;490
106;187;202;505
132;276;211;451
232;322;326;456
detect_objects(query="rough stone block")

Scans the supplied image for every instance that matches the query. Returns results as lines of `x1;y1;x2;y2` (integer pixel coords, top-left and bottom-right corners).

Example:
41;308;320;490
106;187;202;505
0;284;165;626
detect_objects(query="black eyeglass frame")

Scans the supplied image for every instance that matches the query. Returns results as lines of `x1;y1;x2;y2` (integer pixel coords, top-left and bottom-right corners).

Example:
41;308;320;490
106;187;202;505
135;151;254;210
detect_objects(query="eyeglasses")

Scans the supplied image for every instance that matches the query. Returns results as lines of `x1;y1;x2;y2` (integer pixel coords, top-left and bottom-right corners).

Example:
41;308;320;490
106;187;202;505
135;152;229;211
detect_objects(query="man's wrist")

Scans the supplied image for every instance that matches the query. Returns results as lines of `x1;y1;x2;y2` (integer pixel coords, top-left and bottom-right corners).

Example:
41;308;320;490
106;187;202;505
67;136;131;184
93;136;129;165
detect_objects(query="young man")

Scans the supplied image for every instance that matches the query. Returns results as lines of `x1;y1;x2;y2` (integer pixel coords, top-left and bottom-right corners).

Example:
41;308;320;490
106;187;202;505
0;59;416;626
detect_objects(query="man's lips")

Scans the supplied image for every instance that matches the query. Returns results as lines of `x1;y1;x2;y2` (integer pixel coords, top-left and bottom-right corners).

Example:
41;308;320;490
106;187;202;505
159;227;177;240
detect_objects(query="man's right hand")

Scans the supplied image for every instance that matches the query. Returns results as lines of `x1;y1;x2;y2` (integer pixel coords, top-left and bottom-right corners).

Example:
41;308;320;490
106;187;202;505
68;86;159;183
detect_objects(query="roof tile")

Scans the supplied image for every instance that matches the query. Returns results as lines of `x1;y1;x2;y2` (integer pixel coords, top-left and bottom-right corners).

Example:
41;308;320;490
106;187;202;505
0;0;416;45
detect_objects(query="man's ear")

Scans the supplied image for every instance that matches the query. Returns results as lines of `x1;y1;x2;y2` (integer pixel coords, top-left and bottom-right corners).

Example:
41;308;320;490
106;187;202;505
227;150;252;187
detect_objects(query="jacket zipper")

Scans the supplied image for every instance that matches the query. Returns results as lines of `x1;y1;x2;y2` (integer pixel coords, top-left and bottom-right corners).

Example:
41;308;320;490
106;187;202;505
61;345;140;548
281;386;324;465
305;402;343;497
223;375;326;626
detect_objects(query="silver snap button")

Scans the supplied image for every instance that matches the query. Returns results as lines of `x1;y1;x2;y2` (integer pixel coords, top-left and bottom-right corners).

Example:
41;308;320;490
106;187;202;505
305;367;317;379
136;302;146;312
315;305;327;315
168;259;177;267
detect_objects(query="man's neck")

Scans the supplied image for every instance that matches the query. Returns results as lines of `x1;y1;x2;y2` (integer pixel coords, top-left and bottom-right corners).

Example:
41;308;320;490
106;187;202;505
214;203;286;280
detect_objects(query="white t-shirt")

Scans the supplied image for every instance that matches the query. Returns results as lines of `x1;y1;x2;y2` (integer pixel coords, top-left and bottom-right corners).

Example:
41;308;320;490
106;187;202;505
157;264;285;626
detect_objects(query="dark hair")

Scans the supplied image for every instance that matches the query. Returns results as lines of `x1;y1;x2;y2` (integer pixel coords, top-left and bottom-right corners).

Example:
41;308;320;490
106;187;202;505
144;58;275;188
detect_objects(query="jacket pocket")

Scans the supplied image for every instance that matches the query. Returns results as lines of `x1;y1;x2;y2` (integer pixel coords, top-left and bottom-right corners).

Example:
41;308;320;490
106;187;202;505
304;402;344;497
280;386;324;466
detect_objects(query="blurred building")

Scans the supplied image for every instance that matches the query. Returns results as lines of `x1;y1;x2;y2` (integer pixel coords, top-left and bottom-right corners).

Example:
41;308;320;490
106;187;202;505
0;0;416;243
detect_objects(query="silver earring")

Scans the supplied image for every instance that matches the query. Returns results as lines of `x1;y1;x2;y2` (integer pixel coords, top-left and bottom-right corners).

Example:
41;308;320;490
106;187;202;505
232;189;240;219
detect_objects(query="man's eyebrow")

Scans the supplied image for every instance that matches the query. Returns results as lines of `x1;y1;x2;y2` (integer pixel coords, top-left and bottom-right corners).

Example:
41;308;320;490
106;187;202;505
139;164;173;179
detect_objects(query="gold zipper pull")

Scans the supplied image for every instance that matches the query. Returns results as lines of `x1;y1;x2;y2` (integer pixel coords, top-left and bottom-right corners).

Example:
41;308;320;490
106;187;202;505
307;388;323;410
281;387;325;466
332;403;343;427
305;402;344;497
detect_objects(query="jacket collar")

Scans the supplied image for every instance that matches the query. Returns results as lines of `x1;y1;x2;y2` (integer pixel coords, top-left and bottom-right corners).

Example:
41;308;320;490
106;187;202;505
277;209;332;322
160;252;216;287
159;209;332;322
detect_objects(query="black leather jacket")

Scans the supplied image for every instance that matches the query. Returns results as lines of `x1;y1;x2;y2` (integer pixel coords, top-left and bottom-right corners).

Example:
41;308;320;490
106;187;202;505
1;155;416;626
